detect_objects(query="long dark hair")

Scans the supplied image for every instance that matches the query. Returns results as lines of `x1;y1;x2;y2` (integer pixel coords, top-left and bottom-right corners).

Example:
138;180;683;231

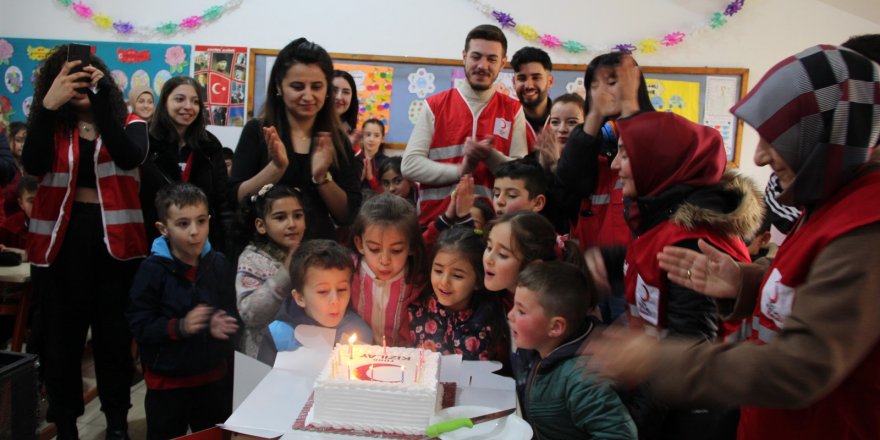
149;75;210;149
30;44;127;131
349;193;427;286
261;38;348;166
333;69;359;131
583;52;655;116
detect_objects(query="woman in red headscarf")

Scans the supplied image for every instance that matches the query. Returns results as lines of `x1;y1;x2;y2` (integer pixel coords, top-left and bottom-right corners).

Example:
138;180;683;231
594;45;880;440
600;56;763;439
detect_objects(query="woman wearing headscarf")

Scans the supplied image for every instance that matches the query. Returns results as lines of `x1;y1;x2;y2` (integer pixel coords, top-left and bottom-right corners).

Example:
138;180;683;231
593;45;880;440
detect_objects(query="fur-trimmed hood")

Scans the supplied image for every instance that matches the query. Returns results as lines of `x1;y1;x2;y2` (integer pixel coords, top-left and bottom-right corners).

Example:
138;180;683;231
670;169;765;240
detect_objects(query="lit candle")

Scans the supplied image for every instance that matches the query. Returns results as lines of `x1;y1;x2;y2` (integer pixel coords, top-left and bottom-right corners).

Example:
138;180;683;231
400;365;405;383
368;364;374;381
348;333;357;360
383;335;387;355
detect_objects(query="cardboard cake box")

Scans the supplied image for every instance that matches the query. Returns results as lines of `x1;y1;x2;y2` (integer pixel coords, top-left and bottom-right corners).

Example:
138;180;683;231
195;325;516;439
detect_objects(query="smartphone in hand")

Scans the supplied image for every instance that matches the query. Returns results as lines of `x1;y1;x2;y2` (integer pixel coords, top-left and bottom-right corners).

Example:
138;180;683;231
66;43;92;92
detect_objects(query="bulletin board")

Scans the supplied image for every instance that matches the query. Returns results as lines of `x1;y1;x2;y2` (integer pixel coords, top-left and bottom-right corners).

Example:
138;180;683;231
0;37;190;126
247;50;748;165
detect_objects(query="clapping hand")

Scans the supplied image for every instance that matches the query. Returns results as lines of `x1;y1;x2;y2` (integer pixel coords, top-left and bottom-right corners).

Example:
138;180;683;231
210;310;239;340
657;239;742;299
533;130;560;172
444;175;475;220
311;132;335;181
263;126;289;170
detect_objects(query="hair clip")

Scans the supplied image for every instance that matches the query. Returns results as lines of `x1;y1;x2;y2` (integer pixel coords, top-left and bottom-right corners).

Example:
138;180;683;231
250;184;275;203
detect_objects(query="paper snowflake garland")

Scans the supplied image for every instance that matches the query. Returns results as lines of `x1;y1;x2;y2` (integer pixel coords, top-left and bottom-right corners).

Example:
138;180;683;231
408;68;436;99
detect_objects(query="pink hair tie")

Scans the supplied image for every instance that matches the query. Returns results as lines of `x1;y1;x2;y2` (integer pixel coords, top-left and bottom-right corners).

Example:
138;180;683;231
554;234;569;259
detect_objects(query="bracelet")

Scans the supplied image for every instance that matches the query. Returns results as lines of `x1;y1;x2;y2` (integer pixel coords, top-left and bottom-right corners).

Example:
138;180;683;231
312;172;333;186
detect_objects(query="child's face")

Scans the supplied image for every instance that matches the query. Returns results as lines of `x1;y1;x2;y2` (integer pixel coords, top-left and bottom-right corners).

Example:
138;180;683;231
362;123;384;157
17;190;35;218
354;224;410;281
469;206;486;231
508;286;554;355
332;77;352;116
294;266;352;328
483;222;522;292
380;169;412;199
548;102;584;152
493;177;540;216
610;142;636;197
11;129;26;159
166;84;201;132
157;202;209;266
134;92;155;120
255;196;306;252
431;249;477;311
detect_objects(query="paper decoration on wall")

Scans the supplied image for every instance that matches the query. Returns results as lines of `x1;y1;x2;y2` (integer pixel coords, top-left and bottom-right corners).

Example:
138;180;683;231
194;45;248;127
474;0;746;55
408;99;426;124
0;37;191;125
565;77;586;98
336;63;394;131
0;96;12;126
645;78;700;123
5;66;23;93
0;40;12;65
408;68;435;98
153;70;172;95
55;0;244;37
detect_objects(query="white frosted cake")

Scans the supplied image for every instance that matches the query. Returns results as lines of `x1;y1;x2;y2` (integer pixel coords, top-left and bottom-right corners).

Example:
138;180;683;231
308;343;442;435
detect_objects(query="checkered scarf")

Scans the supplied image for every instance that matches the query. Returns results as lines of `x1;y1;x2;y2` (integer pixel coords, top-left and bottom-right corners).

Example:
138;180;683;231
732;45;880;206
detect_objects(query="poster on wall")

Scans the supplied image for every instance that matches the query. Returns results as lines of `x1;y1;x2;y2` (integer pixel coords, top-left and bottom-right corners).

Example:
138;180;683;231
645;78;700;123
335;63;393;133
194;45;247;127
0;37;190;126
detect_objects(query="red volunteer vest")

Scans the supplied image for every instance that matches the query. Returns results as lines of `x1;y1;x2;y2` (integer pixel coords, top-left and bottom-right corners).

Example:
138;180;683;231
418;88;533;227
570;155;632;250
624;221;749;333
738;171;880;440
28;129;147;266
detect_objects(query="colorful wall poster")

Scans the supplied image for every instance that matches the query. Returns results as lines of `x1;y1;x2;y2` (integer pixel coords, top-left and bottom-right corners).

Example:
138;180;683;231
0;37;190;125
645;78;700;123
194;45;247;127
335;63;393;132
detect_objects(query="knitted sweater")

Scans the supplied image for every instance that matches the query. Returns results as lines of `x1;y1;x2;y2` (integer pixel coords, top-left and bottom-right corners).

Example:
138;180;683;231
235;243;291;358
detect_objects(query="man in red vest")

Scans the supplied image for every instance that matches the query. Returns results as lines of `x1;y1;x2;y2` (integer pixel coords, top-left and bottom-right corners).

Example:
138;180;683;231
402;24;534;228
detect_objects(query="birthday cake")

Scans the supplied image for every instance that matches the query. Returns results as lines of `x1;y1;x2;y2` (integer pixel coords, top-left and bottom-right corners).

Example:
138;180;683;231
308;343;442;435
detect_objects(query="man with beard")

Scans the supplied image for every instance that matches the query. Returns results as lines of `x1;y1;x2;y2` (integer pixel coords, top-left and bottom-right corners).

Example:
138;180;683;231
403;24;534;227
511;47;554;134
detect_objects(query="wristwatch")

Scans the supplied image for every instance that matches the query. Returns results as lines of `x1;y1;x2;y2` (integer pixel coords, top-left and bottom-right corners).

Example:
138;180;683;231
312;172;333;186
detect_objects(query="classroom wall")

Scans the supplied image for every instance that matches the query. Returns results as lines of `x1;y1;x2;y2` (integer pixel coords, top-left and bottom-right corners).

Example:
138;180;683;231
2;0;877;183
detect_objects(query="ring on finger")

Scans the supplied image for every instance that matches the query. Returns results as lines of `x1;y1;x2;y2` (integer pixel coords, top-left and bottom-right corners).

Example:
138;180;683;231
686;268;692;280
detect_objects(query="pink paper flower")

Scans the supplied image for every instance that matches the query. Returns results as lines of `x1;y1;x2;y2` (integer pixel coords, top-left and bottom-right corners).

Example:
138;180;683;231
165;46;186;67
538;34;562;48
0;39;13;64
662;32;686;47
72;1;93;18
180;15;202;29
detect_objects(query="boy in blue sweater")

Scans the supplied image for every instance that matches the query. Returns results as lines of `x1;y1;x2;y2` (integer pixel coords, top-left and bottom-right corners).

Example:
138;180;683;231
128;183;239;440
258;239;371;365
509;261;636;439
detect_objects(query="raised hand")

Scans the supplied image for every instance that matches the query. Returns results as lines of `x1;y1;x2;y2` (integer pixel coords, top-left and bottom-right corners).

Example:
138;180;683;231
614;54;642;117
444;175;475;220
464;135;494;162
263;126;289;170
83;65;104;90
42;61;91;110
533;129;560;172
584;247;611;296
183;304;214;335
311;132;335;181
348;128;363;149
209;310;239;340
657;239;742;299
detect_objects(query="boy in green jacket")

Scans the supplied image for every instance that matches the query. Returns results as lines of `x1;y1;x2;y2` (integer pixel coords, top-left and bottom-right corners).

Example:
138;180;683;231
509;261;636;439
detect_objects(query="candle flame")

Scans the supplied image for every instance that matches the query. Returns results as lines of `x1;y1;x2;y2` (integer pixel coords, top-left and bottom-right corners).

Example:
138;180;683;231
348;333;357;344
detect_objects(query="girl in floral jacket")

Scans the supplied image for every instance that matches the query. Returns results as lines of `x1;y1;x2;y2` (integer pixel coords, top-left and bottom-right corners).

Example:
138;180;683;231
409;227;511;375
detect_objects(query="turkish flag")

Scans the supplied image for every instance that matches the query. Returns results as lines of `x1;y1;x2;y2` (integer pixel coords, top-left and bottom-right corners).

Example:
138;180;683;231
208;73;231;105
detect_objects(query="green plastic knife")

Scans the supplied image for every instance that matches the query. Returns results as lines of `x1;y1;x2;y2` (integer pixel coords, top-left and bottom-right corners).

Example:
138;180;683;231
425;407;516;437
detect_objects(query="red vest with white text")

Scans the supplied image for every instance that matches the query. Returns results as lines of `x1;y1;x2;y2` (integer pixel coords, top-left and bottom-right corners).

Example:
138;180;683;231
417;88;532;227
738;171;880;440
571;155;632;250
28;129;147;266
624;221;749;333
